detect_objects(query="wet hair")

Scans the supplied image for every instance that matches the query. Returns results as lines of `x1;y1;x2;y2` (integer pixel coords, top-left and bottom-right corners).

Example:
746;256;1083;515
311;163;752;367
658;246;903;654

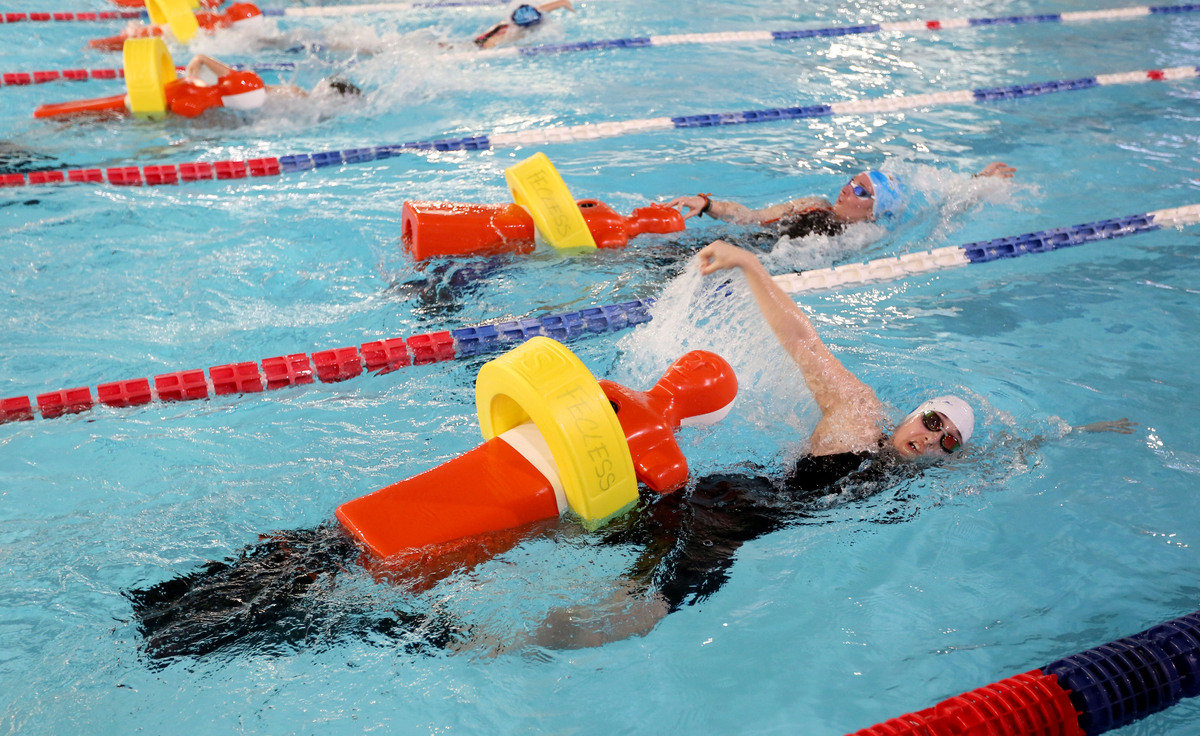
779;207;846;239
323;77;362;97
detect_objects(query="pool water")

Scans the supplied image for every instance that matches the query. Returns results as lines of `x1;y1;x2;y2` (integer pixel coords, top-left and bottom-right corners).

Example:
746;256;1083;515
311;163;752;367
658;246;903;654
3;0;1200;733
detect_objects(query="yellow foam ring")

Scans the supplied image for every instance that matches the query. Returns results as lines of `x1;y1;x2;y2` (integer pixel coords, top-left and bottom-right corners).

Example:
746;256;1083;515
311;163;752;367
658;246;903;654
504;152;597;251
145;0;199;43
475;337;637;529
122;37;177;120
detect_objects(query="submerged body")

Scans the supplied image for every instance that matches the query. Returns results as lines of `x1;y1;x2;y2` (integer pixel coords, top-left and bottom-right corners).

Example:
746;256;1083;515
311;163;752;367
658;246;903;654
127;448;908;663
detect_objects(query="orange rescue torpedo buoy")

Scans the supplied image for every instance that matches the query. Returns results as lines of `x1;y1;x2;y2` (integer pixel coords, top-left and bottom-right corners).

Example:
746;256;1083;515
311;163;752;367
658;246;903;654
335;349;737;567
400;198;685;261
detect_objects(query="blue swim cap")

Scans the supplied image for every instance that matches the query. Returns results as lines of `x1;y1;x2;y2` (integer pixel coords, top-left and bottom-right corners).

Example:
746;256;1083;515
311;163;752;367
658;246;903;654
867;171;904;222
510;4;544;26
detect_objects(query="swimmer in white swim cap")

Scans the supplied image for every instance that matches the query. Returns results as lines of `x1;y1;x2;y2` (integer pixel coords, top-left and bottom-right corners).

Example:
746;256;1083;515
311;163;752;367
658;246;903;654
696;239;978;466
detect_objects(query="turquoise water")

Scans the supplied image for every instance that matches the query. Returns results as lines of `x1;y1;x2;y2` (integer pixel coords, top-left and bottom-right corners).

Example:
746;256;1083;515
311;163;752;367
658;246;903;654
3;0;1200;734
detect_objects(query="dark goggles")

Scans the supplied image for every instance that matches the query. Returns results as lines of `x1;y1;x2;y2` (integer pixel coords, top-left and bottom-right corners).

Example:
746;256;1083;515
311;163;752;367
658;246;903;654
922;411;962;454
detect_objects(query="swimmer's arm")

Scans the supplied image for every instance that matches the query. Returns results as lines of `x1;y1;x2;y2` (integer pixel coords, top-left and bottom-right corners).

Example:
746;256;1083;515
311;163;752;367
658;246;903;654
537;0;574;12
529;585;669;650
697;241;882;451
668;195;829;225
974;161;1016;178
1071;419;1136;434
266;83;307;98
184;54;233;82
1020;418;1137;453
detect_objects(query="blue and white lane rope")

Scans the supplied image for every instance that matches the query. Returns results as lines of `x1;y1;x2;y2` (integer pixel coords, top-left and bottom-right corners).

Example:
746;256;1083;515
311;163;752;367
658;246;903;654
6;64;1197;189
263;0;509;17
772;204;1200;295
488;65;1199;149
483;3;1200;58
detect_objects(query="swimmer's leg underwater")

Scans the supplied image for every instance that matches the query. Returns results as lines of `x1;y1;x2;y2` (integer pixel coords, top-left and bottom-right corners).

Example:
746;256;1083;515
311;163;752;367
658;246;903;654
125;524;464;663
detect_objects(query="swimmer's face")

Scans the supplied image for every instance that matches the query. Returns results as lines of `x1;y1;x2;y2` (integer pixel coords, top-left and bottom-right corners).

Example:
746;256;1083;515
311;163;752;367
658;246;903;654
889;411;963;460
831;172;875;223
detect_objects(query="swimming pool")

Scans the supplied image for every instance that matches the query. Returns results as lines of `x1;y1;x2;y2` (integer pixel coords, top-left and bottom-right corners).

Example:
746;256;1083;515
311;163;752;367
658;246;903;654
3;0;1200;733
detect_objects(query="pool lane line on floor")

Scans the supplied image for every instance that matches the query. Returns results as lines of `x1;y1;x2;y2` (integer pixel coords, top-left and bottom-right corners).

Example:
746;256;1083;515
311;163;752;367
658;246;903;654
2;204;1196;425
4;63;1197;190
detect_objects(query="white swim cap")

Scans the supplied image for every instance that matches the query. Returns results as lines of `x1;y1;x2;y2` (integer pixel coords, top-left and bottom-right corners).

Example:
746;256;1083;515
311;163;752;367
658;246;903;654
907;395;974;444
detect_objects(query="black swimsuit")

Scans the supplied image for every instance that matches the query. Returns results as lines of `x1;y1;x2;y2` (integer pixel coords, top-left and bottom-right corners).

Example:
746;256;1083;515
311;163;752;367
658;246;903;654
606;447;893;612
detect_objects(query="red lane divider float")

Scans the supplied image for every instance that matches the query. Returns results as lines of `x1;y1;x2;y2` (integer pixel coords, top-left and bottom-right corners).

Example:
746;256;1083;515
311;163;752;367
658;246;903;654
0;11;144;22
1;69;125;86
2;62;293;87
0;157;284;188
0;332;452;424
0;299;655;424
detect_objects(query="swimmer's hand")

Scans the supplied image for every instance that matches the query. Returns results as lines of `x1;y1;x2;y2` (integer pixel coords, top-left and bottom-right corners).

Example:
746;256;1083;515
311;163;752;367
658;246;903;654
976;161;1016;179
1072;418;1136;434
666;195;709;220
697;239;759;276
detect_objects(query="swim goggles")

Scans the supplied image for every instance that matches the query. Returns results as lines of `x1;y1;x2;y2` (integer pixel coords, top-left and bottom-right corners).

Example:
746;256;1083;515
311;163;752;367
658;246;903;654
922;411;962;454
850;179;873;199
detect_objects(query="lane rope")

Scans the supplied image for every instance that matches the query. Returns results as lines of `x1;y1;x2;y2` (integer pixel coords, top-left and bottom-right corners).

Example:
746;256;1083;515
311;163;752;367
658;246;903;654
0;0;507;22
850;610;1200;736
0;300;654;423
488;3;1200;59
773;203;1200;294
0;10;143;22
269;0;510;17
4;203;1197;424
0;61;297;87
5;64;1197;189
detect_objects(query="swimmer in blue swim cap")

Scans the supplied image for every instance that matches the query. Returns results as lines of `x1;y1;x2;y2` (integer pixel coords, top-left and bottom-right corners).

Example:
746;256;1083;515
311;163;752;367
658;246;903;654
474;0;575;49
668;161;1016;239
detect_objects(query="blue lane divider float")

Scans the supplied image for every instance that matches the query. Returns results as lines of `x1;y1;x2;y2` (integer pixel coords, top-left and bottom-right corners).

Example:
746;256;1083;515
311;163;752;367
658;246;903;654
6;64;1199;189
491;3;1200;58
4;203;1197;424
773;204;1200;295
850;610;1200;735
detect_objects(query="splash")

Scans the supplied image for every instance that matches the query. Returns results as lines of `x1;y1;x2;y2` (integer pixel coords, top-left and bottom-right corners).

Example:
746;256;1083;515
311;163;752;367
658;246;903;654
614;257;816;469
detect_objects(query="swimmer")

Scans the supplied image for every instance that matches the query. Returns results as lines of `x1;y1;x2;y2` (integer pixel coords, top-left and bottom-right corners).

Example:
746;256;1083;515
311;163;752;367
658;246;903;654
473;0;575;49
31;52;359;120
667;161;1017;239
182;53;362;101
123;246;1130;661
89;2;265;51
519;241;1133;649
